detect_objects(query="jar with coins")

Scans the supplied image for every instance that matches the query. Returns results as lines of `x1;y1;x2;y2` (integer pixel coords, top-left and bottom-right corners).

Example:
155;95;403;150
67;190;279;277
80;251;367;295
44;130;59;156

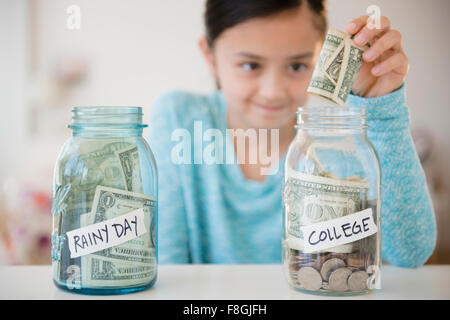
282;106;381;295
51;107;158;294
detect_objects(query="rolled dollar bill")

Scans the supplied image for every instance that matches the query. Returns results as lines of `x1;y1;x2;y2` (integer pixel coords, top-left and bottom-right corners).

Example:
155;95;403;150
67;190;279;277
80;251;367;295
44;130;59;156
307;29;365;106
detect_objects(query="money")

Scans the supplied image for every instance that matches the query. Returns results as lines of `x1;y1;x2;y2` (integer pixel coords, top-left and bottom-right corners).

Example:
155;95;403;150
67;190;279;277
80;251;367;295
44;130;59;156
320;258;346;282
346;252;366;269
290;255;321;272
328;267;352;292
53;138;157;288
116;145;144;192
288;251;379;293
303;141;367;182
297;267;323;291
81;186;156;287
325;252;348;261
55;141;134;282
71;140;134;191
348;270;369;292
307;29;365;105
57;140;135;218
82;257;155;287
283;168;368;253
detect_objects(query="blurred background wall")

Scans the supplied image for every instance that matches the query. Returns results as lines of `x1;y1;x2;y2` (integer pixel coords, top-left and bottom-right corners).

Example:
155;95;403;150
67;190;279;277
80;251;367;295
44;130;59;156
0;0;449;265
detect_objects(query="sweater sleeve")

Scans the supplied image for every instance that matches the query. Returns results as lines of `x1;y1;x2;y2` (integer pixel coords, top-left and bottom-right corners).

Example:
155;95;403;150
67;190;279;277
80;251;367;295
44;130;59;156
147;92;191;264
348;85;437;268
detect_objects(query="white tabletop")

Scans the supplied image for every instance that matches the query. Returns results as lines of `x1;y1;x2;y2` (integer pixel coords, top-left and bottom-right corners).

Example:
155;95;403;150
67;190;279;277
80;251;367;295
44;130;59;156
0;264;449;300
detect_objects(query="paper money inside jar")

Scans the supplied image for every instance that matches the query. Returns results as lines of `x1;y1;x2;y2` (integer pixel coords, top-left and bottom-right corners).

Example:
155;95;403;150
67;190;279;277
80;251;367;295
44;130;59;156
51;107;158;295
282;106;381;295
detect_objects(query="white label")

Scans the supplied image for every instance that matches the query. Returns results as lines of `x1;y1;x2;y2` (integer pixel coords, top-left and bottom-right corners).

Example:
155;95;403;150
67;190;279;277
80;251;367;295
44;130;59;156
66;208;147;258
300;208;378;253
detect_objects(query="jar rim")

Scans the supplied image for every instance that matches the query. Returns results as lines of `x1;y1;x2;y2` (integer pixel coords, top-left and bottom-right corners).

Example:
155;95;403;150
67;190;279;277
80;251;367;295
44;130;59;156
72;106;142;114
296;106;367;129
70;106;147;128
297;106;366;117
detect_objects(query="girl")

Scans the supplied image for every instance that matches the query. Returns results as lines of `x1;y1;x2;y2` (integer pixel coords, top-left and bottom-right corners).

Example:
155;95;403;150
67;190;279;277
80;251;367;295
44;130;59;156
148;0;436;267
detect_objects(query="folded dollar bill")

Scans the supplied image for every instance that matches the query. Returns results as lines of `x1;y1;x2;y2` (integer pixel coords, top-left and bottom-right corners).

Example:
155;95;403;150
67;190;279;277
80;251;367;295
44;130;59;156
307;29;366;106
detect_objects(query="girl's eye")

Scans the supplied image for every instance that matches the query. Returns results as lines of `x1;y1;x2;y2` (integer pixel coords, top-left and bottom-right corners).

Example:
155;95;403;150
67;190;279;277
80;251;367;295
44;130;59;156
288;63;307;72
241;62;260;71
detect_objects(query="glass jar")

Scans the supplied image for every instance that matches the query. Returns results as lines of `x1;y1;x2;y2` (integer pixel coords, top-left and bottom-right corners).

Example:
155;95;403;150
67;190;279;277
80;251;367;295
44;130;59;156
282;106;381;296
51;107;158;295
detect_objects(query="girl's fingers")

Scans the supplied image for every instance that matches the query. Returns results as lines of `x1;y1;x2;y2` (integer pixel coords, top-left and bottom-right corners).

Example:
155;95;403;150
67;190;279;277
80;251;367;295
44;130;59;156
363;29;402;62
346;16;370;35
371;51;408;76
352;16;391;47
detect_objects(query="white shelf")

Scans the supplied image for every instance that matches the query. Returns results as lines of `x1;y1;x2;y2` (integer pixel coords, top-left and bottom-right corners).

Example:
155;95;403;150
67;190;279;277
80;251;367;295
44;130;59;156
0;264;449;300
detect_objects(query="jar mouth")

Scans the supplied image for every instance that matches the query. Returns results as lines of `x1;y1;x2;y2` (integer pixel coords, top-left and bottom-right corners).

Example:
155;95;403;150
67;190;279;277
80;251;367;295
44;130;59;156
297;106;367;129
69;106;147;128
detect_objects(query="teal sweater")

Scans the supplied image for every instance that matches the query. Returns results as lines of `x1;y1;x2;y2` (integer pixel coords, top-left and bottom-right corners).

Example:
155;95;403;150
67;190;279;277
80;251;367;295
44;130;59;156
147;85;437;267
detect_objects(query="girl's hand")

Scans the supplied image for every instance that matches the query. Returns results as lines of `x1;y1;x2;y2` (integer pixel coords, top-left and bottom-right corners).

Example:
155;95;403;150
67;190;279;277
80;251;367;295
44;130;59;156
346;15;409;98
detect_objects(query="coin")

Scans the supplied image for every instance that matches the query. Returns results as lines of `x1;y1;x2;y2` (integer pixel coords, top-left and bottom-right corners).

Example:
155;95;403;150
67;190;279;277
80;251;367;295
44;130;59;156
348;270;369;292
326;252;347;261
346;252;365;269
297;267;322;291
290;252;325;271
328;267;352;292
320;258;346;281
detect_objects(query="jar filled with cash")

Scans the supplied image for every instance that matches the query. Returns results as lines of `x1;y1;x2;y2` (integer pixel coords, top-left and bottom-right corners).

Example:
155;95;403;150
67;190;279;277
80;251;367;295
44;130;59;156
51;107;158;295
282;106;381;295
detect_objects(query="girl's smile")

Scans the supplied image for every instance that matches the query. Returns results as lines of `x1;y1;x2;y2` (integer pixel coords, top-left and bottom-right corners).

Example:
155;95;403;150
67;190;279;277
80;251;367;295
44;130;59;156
253;103;286;113
200;5;324;130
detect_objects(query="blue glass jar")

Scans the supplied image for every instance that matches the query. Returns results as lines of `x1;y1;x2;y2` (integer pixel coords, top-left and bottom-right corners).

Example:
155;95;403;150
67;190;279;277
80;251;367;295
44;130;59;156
51;107;158;295
282;106;381;296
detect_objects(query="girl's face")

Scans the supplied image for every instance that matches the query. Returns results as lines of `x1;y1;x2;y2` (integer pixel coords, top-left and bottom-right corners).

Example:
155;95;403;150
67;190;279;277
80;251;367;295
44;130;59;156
200;6;323;130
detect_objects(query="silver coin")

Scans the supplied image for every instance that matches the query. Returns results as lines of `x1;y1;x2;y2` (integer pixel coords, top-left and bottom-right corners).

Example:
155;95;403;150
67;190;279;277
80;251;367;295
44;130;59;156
328;267;352;292
348;270;369;292
320;258;346;281
297;267;322;291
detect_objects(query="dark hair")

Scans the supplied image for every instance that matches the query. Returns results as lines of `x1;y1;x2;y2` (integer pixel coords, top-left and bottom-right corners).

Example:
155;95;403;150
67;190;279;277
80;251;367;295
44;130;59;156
204;0;327;47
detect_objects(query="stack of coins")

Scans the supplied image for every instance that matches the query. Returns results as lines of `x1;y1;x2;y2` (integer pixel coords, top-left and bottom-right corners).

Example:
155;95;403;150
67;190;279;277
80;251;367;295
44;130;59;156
289;249;375;294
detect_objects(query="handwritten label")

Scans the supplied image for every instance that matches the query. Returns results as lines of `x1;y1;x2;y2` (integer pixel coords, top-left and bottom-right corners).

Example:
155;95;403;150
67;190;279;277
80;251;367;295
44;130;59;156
300;208;378;253
66;208;147;258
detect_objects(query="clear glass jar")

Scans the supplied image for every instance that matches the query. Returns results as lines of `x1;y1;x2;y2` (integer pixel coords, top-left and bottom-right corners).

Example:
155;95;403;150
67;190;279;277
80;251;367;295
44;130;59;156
51;107;158;295
282;106;381;296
